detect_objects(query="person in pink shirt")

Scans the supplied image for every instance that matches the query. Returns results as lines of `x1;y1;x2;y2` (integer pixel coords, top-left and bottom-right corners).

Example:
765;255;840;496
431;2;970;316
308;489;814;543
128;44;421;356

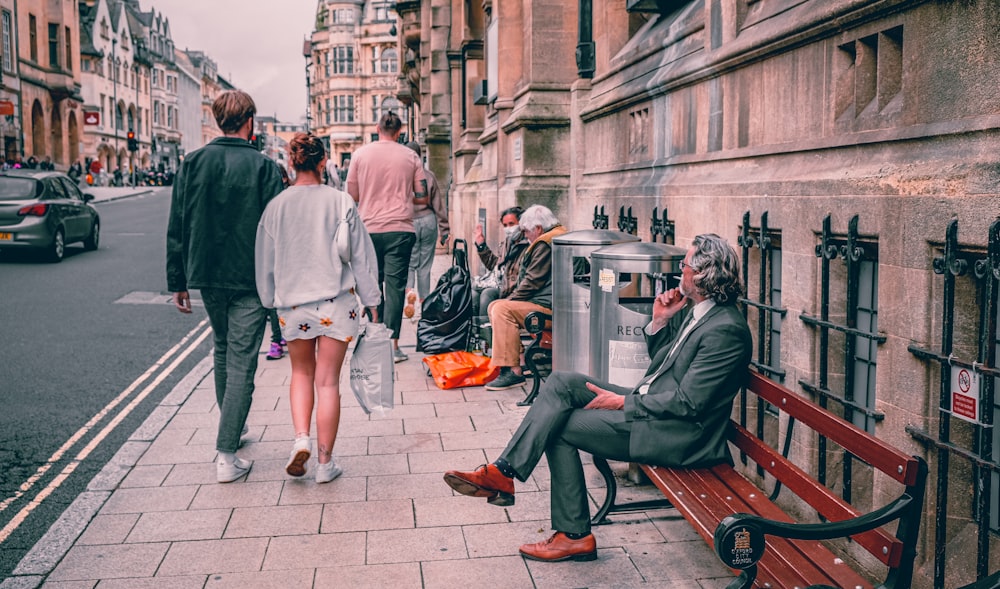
346;112;427;362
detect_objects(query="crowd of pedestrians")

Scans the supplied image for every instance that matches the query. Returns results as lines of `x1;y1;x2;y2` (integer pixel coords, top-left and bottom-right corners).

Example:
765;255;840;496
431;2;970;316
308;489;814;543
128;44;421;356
163;88;752;565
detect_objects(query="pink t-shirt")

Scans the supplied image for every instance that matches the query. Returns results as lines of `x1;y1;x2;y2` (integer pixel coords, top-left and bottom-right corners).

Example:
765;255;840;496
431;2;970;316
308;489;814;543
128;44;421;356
346;140;426;234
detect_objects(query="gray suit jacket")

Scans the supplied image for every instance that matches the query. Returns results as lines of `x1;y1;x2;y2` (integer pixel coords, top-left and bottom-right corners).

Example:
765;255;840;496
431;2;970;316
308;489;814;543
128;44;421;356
622;303;752;468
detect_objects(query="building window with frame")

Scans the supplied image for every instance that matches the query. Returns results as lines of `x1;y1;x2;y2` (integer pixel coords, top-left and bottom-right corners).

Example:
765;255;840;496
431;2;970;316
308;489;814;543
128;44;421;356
48;23;59;68
372;95;380;122
1;11;12;72
65;26;71;72
373;2;390;22
333;46;353;75
334;95;354;123
100;18;109;40
29;15;37;63
380;47;397;73
116;104;124;131
333;8;354;24
371;46;379;74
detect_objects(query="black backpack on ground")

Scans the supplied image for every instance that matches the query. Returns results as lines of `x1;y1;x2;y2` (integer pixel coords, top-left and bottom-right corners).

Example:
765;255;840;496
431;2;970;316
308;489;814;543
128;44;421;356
416;240;472;354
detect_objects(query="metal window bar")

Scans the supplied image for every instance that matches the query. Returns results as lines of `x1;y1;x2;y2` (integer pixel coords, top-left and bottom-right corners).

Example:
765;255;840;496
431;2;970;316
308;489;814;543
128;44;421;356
592;205;608;229
799;214;884;505
907;218;1000;587
737;212;789;496
617;206;638;235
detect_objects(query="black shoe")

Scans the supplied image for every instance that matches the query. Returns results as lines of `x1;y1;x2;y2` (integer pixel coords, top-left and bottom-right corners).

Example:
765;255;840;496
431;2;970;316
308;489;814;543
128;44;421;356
485;369;526;391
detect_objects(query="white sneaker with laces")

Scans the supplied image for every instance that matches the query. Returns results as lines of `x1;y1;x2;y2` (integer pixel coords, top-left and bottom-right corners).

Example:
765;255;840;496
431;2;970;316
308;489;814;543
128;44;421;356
315;458;343;483
217;456;252;483
285;437;312;477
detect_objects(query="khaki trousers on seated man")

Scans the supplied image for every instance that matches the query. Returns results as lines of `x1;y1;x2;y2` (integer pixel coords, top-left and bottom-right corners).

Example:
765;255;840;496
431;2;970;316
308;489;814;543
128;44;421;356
486;298;549;390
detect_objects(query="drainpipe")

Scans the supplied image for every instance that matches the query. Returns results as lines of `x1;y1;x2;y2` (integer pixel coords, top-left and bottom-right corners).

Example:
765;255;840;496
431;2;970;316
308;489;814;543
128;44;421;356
576;0;594;79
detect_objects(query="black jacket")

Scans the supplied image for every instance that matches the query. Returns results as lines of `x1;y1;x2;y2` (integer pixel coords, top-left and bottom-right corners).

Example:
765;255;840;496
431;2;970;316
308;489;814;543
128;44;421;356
166;137;284;292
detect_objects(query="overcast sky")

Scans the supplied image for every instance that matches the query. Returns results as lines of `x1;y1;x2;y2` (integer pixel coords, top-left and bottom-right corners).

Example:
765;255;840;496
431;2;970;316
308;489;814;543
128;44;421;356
147;0;317;123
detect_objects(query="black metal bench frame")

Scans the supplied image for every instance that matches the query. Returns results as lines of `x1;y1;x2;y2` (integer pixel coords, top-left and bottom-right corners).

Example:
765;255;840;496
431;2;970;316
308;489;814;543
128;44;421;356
590;370;928;589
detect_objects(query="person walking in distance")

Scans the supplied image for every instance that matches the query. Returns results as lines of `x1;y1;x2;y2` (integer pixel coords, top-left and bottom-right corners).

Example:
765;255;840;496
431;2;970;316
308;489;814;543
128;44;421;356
166;90;285;483
404;140;450;317
256;133;381;483
346;111;427;363
443;234;752;562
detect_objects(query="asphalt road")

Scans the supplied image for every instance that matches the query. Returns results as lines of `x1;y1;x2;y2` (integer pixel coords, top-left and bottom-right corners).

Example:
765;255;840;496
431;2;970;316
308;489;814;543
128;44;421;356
0;187;215;577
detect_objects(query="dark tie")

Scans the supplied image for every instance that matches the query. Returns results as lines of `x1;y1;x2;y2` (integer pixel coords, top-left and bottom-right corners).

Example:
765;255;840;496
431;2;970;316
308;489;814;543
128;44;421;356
632;311;695;394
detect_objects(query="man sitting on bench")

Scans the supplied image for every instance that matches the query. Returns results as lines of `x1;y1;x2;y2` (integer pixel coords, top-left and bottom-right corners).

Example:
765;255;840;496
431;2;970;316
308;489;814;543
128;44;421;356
443;233;752;562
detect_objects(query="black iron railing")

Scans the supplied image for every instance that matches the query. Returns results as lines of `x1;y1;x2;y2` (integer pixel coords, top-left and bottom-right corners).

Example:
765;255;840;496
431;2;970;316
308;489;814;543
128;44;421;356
907;218;1000;588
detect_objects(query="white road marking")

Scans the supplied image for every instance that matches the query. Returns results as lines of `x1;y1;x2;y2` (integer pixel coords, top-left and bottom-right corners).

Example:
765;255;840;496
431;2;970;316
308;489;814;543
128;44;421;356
0;319;211;543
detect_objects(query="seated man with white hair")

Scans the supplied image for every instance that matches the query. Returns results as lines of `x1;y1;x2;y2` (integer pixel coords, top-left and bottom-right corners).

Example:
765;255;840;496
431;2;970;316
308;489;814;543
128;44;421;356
484;205;566;390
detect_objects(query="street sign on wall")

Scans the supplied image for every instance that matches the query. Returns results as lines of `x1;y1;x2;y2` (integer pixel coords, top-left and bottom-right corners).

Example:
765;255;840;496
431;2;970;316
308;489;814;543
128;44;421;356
84;111;100;126
0;100;14;116
951;366;981;424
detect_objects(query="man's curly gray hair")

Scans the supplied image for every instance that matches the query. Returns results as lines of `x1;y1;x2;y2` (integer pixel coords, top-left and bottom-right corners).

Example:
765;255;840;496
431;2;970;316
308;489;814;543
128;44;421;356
688;233;743;305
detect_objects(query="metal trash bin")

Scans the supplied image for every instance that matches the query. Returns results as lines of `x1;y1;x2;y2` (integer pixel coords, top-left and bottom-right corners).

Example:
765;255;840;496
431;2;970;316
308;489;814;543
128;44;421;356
551;230;640;374
589;242;687;387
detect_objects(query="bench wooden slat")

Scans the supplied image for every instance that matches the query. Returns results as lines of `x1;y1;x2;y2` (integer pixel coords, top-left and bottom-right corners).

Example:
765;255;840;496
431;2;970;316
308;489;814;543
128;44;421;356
748;372;919;486
732;422;903;567
645;464;873;589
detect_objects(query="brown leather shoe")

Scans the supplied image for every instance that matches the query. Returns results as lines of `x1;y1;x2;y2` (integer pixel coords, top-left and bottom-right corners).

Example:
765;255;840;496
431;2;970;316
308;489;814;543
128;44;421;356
519;532;597;562
443;464;515;506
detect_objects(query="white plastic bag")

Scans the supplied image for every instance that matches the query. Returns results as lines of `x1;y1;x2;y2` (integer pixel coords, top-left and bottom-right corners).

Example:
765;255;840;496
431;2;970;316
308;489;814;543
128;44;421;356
350;322;394;416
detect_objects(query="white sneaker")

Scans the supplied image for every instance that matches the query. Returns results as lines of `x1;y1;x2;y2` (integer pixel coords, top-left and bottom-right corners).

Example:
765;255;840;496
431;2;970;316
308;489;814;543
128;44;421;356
217;456;252;483
315;458;343;484
285;437;312;477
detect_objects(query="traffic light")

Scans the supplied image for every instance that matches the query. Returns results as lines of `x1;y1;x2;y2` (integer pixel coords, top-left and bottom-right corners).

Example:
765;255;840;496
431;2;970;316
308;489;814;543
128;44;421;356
249;133;265;151
127;131;138;152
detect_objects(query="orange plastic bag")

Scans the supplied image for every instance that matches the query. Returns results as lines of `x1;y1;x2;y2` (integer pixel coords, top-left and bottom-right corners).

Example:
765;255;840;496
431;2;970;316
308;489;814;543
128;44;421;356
423;351;500;390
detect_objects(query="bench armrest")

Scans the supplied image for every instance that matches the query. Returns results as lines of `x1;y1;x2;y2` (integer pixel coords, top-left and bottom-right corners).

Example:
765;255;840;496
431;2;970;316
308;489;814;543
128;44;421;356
524;311;551;335
713;491;921;570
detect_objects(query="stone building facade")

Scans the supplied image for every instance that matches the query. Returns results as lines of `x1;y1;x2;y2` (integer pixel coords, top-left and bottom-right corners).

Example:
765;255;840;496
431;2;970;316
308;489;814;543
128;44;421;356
308;0;404;167
16;0;83;168
0;0;23;163
399;0;1000;586
79;0;151;177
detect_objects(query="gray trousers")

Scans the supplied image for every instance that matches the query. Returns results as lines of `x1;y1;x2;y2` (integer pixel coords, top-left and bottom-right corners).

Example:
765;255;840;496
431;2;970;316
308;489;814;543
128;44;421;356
200;288;268;453
407;212;438;300
500;371;634;534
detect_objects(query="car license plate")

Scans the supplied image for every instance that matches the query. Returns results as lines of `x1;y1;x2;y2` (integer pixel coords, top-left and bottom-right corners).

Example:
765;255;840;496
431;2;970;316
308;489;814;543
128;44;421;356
0;232;12;241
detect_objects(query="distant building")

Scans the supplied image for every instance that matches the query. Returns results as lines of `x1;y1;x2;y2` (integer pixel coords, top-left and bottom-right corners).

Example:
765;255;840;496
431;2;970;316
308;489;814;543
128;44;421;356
308;0;402;167
78;0;151;176
183;50;223;146
17;0;84;168
172;46;200;159
122;0;180;171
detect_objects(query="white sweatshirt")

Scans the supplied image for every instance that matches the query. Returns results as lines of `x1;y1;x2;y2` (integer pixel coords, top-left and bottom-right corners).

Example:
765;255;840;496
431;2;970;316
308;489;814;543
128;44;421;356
255;184;381;309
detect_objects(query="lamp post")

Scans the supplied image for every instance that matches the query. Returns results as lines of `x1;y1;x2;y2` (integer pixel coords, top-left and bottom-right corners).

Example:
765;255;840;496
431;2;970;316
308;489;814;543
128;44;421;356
111;38;119;176
302;38;313;133
133;63;140;187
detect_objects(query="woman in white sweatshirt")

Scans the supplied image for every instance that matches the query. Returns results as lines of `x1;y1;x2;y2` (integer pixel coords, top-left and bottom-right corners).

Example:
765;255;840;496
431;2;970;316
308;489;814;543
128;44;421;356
255;133;381;483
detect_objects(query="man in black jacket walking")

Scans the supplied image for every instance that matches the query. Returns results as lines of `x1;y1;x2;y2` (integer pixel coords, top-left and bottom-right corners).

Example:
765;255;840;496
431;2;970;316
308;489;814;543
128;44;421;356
166;90;285;483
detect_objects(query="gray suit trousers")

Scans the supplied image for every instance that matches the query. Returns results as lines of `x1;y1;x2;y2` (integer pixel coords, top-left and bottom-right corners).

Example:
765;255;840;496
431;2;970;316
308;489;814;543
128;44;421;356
500;371;634;534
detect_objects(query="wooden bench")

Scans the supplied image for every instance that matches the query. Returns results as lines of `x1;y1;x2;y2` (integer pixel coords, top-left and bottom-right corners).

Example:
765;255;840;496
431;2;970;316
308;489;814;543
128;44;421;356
519;310;552;406
591;371;927;589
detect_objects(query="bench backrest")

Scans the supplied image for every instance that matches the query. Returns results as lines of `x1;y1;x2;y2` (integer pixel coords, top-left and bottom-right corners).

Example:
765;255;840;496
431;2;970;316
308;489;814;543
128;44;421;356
740;371;924;568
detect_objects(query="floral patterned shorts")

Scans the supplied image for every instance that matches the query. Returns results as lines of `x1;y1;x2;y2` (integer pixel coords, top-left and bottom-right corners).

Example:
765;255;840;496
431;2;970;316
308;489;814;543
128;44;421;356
277;294;360;343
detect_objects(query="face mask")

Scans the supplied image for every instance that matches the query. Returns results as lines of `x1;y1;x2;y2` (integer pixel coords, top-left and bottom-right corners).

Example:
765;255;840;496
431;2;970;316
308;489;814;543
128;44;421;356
504;226;522;240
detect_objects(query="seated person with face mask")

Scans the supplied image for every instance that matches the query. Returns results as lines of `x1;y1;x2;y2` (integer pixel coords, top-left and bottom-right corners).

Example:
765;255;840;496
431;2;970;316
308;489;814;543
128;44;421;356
472;206;530;324
482;205;567;390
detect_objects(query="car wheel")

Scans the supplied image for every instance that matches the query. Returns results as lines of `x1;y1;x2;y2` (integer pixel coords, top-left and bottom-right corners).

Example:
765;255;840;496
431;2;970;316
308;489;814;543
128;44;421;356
83;220;100;251
47;228;65;263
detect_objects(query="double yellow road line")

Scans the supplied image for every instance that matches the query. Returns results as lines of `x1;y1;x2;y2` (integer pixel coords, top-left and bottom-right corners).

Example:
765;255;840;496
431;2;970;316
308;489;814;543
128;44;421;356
0;319;212;544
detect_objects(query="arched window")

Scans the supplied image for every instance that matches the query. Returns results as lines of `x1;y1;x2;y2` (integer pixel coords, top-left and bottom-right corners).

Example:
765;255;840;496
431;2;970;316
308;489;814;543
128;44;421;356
381;47;398;73
115;104;124;130
381;96;405;123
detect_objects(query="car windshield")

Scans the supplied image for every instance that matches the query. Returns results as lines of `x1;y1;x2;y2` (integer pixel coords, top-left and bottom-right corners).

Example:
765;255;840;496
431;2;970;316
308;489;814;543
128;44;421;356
0;177;39;201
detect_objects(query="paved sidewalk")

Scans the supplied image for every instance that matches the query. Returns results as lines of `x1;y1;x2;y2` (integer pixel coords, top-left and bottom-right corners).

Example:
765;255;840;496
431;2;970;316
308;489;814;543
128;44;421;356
2;254;733;589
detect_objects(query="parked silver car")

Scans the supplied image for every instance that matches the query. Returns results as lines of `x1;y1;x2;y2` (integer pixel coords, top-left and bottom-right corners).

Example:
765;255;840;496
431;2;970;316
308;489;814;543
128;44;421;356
0;170;100;262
